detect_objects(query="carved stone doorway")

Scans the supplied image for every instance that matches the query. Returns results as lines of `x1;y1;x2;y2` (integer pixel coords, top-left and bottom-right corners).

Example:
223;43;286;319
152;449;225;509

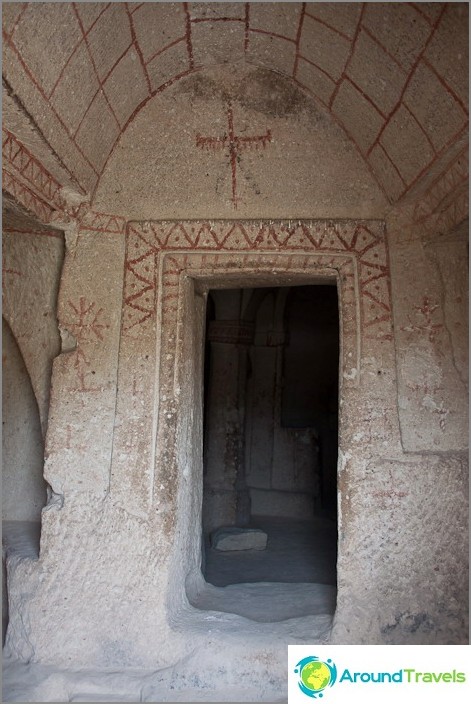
113;219;391;634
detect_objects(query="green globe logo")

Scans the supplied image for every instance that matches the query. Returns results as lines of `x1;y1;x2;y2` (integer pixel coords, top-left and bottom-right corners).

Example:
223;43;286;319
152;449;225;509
302;661;331;691
294;656;337;699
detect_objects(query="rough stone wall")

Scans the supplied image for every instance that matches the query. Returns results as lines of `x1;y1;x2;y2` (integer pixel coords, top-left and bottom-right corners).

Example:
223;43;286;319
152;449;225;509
43;228;125;498
1;30;468;684
1;219;64;435
387;155;469;451
4;159;468;678
202;289;248;531
368;154;469;645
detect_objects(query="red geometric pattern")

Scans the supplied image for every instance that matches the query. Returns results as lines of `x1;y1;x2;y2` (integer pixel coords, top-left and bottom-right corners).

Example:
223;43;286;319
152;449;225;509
79;209;127;235
2;168;55;223
3;3;467;203
2;128;63;206
412;145;469;234
123;220;391;339
2;128;127;235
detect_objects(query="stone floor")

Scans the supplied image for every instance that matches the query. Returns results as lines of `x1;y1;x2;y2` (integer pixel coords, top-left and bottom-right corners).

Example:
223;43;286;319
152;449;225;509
2;657;290;703
192;515;337;622
204;515;337;586
2;515;337;702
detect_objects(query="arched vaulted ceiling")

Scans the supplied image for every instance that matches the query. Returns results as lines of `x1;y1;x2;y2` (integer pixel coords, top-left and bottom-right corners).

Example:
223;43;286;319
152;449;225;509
2;2;469;210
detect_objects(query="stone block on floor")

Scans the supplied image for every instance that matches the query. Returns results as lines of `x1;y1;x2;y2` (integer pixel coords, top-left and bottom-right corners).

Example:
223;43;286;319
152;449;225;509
211;527;268;551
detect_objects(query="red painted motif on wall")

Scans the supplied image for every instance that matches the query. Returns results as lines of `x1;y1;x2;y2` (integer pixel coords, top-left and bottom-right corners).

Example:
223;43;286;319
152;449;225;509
372;487;409;509
371;466;410;510
2;253;22;294
412;146;469;235
63;297;109;392
79;209;127;235
65;423;88;452
2;128;63;207
2;168;55;223
122;220;391;340
400;295;443;345
196;103;272;208
2;129;128;234
3;1;466;212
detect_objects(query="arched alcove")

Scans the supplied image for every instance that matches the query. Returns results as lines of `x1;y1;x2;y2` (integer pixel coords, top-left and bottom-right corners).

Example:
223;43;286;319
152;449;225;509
2;317;47;524
2;317;47;644
93;63;387;220
1;208;65;649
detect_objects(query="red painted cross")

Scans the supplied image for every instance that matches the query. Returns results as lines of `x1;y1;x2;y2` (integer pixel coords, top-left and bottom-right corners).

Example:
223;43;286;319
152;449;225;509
401;295;443;344
196;103;272;209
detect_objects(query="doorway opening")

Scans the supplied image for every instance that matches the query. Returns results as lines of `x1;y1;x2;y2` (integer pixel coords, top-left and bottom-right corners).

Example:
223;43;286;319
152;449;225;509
197;284;339;620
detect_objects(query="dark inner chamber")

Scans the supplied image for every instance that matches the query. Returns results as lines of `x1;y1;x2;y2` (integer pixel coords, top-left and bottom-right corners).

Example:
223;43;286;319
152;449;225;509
201;285;339;588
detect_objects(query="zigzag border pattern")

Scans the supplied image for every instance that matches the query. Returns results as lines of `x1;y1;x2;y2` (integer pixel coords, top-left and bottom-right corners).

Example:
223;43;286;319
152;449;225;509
2;168;55;222
79;209;127;235
2;128;62;207
2;128;127;235
123;220;391;339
